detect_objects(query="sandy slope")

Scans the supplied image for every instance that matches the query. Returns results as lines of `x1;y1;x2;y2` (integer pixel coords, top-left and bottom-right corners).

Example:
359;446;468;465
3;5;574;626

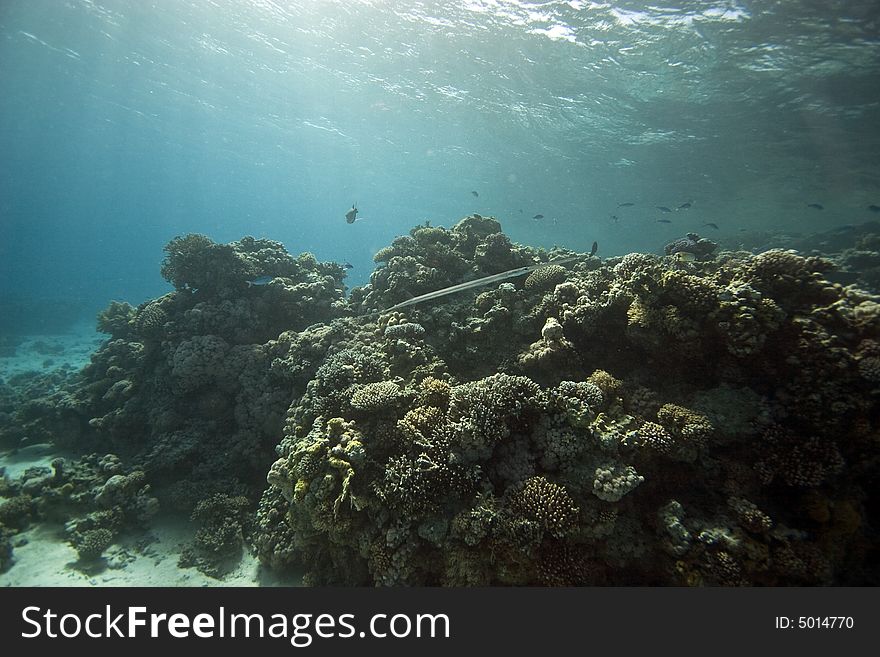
1;516;303;588
0;321;102;381
1;322;305;587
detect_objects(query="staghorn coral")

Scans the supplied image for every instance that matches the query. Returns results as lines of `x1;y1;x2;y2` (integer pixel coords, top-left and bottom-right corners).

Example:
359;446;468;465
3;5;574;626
446;373;543;461
509;476;579;539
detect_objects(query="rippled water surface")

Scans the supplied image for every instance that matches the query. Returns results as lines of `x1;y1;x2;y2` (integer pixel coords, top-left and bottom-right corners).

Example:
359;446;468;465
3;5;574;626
1;0;878;309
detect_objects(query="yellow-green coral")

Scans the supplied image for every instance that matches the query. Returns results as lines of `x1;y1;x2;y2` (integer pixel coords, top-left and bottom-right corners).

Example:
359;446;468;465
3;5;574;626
510;476;579;538
657;403;714;446
587;369;623;398
632;421;674;454
397;406;444;444
418;376;451;408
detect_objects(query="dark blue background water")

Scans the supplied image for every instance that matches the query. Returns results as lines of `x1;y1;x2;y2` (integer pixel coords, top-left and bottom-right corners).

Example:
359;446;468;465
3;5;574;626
2;0;879;329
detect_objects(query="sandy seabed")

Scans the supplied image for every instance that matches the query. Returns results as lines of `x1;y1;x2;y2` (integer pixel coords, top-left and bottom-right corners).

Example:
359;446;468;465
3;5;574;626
0;321;103;382
1;449;303;587
1;324;302;587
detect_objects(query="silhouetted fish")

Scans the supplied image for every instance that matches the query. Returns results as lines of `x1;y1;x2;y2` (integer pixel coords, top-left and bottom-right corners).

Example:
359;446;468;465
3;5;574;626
807;203;824;210
343;262;353;269
617;202;634;207
610;214;619;223
703;222;719;229
869;205;880;213
590;241;598;257
471;191;479;197
657;219;672;224
656;206;672;213
533;214;544;220
345;204;359;224
678;202;692;209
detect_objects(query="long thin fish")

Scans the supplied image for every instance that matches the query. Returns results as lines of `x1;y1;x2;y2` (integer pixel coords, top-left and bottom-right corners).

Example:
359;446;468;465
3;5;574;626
375;255;581;315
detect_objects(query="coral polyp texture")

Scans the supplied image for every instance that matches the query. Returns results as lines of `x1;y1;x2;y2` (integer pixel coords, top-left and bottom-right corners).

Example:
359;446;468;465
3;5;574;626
2;216;879;586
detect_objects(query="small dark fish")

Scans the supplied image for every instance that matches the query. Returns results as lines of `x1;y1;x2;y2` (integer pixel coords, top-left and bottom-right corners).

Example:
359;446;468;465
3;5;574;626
656;206;672;213
345;203;359;224
343;262;353;269
471;190;479;197
656;219;672;224
589;241;598;257
533;214;544;220
610;214;619;223
617;202;634;207
678;202;692;209
868;204;880;213
703;222;719;229
807;203;824;210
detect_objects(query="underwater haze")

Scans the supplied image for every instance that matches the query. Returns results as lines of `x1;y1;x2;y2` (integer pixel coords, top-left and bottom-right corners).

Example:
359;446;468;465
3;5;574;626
2;1;880;588
2;0;879;316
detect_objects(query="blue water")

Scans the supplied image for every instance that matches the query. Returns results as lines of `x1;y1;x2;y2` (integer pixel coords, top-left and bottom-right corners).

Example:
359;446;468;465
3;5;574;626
1;0;879;323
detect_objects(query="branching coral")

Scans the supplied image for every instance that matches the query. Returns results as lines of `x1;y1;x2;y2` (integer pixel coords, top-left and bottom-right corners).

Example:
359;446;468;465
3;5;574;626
96;301;136;338
178;493;251;578
508;476;579;538
13;218;878;586
446;373;543;461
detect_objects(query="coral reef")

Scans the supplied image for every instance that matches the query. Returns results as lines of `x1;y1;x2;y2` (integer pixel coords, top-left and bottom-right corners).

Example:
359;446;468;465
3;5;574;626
0;454;158;570
178;493;251;578
254;219;879;585
72;528;114;562
3;216;879;586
